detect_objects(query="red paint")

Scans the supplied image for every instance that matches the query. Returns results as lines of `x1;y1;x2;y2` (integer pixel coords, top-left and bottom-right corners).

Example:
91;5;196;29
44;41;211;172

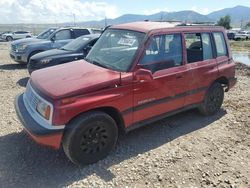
25;128;63;149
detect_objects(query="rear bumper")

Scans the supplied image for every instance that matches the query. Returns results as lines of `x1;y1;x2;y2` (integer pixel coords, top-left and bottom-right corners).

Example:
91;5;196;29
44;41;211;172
14;94;64;149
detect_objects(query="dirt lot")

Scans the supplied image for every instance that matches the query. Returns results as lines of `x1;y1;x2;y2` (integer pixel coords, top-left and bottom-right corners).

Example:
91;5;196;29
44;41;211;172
0;42;249;188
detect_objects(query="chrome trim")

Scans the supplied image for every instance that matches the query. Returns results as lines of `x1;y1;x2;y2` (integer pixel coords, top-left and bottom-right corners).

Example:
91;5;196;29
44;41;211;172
23;81;65;130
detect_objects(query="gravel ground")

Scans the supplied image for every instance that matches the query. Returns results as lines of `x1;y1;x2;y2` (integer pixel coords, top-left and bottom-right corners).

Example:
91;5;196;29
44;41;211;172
0;42;249;188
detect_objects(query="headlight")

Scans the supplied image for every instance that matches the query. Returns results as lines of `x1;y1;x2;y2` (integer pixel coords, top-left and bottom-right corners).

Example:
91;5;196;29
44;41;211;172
36;100;51;120
16;44;27;52
40;58;52;64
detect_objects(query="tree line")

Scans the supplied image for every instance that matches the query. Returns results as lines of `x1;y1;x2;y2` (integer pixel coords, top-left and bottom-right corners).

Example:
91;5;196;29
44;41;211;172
217;15;250;29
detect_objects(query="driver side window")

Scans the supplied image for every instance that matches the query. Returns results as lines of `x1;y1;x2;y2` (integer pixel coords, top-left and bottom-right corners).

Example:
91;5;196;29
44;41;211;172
55;30;71;40
140;33;183;73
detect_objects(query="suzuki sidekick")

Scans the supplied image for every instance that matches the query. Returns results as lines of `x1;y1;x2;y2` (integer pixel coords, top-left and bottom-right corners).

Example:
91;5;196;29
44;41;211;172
15;22;237;165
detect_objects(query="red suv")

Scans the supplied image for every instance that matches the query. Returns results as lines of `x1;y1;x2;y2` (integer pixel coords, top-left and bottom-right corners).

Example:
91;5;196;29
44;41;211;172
15;22;237;165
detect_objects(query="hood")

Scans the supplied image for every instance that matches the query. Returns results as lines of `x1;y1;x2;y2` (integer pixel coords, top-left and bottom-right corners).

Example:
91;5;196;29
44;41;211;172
30;60;121;99
31;49;73;60
11;37;48;45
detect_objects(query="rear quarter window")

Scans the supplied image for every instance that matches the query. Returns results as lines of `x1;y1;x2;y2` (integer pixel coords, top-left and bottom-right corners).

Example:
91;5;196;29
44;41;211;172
213;32;228;57
74;29;90;38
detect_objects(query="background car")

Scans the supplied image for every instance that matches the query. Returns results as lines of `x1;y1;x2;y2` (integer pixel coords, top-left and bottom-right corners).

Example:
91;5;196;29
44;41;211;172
234;30;250;40
227;32;235;40
27;34;100;74
1;31;32;41
10;27;99;64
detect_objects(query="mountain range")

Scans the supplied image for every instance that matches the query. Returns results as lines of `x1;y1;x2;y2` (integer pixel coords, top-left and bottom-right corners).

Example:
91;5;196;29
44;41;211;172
78;5;250;28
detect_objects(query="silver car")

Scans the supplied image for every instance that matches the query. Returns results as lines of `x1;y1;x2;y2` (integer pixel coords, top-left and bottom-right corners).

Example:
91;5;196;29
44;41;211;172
2;31;33;41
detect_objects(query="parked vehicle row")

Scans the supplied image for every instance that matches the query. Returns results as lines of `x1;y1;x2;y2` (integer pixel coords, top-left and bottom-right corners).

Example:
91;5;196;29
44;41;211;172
14;21;237;165
10;27;101;64
28;34;100;74
226;30;250;40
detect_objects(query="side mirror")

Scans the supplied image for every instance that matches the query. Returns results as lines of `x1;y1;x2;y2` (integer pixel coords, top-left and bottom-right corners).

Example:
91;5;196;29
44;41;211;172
134;68;153;82
50;36;55;42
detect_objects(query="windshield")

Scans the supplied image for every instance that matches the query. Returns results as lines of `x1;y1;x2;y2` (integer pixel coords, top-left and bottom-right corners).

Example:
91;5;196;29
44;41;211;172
86;29;146;72
61;35;94;51
37;28;57;39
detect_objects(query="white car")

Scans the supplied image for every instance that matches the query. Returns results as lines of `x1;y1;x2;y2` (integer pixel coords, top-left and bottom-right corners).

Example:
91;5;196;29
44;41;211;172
234;31;250;40
1;31;33;41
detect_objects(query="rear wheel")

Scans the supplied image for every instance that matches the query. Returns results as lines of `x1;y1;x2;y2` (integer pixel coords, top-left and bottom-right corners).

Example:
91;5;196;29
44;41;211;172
63;111;118;165
6;36;13;41
199;82;224;116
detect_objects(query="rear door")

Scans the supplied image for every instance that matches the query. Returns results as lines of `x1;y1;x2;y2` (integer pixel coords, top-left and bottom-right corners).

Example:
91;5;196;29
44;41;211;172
132;33;189;125
213;32;230;66
184;32;219;106
213;32;233;79
13;31;22;39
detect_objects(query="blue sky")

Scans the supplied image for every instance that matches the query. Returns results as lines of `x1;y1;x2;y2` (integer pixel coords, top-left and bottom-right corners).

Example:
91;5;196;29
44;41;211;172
0;0;250;24
101;0;250;15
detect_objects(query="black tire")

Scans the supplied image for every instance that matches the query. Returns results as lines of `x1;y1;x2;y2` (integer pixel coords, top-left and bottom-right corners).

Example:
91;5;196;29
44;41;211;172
6;36;13;41
199;82;224;116
62;111;118;165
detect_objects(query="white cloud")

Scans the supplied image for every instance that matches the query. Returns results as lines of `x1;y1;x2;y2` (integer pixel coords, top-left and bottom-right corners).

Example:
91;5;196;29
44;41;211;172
143;8;170;15
0;0;119;24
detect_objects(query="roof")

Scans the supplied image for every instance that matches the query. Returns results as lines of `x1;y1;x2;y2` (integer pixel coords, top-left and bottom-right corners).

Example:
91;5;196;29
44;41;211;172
111;21;179;33
110;21;224;33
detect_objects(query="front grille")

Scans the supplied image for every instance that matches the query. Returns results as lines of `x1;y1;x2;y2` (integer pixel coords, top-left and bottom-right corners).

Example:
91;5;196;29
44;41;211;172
11;44;16;52
24;82;40;111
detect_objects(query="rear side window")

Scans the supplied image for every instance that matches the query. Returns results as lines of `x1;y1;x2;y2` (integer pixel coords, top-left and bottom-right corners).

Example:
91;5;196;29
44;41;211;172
185;33;213;63
213;32;228;57
74;29;90;38
15;31;27;34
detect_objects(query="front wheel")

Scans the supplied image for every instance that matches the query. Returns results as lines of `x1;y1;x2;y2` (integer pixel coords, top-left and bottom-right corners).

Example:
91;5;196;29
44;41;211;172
199;82;224;116
62;111;118;165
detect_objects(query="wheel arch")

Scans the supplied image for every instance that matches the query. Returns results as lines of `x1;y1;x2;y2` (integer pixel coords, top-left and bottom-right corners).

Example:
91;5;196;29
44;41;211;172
66;106;126;134
6;35;13;40
27;50;44;62
213;76;229;92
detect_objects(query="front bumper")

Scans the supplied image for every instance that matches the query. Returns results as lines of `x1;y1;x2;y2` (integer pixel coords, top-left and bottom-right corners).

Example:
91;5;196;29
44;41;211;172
14;94;64;149
10;51;28;64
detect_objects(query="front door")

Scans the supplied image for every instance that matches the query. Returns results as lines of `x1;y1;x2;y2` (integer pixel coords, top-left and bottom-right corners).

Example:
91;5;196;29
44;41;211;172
51;29;73;49
132;33;189;125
